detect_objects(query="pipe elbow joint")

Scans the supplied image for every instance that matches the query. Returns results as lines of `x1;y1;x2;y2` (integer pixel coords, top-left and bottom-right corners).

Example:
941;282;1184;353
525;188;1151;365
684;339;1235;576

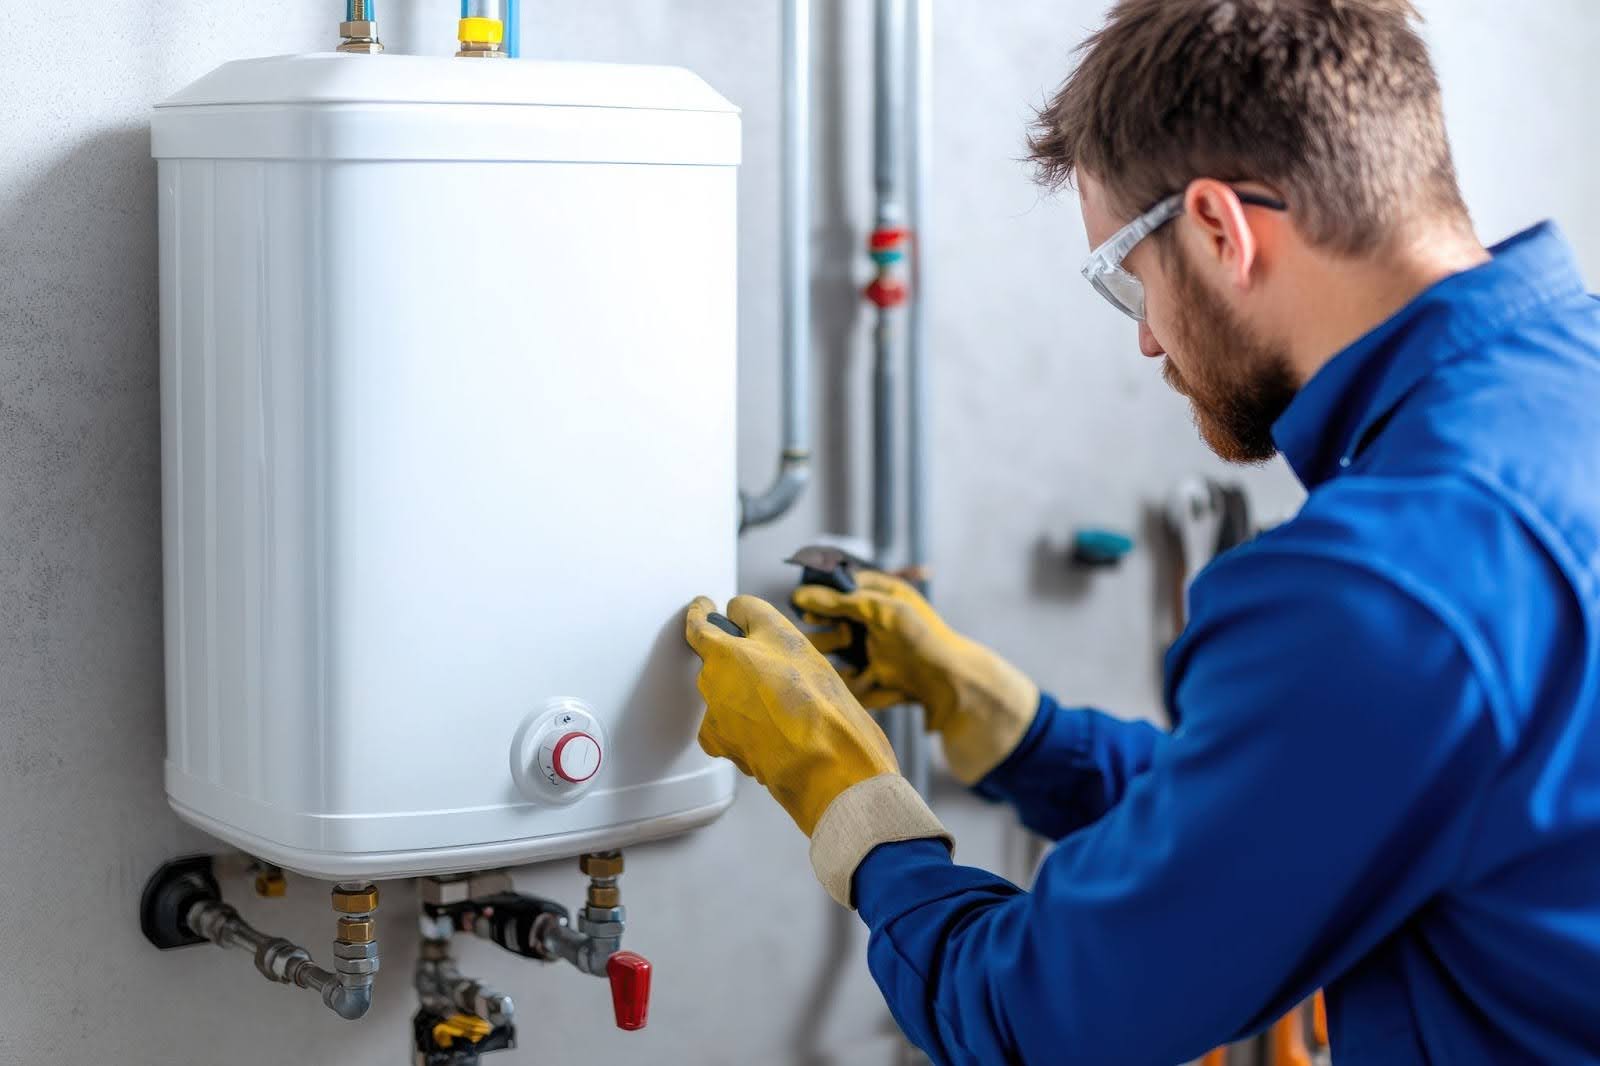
323;979;375;1021
739;453;811;531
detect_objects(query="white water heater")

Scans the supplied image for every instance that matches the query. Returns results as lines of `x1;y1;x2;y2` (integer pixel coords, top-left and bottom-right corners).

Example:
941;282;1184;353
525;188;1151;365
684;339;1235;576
152;54;739;880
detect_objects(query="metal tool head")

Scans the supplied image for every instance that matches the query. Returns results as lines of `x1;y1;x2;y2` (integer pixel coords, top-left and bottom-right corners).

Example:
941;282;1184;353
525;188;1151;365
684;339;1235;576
785;545;875;594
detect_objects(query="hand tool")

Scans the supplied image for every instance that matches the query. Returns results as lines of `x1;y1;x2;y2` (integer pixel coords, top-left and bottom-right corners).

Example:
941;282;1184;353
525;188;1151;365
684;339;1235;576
706;613;746;638
786;545;874;671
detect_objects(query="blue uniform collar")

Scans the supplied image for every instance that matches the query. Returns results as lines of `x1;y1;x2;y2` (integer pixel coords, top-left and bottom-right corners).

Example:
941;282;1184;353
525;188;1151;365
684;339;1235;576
1271;222;1588;488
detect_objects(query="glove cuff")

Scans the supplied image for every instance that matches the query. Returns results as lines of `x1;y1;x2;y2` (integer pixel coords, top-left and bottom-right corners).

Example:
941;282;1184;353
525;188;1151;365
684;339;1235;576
808;774;952;908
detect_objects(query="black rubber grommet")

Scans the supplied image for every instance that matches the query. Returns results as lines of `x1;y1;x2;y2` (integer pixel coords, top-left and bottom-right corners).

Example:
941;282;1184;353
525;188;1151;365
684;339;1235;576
140;854;220;950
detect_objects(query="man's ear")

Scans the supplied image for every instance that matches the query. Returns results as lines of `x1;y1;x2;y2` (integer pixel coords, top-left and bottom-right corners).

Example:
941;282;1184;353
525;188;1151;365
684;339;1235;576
1183;179;1258;291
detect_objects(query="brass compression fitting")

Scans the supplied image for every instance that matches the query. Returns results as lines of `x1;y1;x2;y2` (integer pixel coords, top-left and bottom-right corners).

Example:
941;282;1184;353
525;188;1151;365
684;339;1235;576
338;0;384;53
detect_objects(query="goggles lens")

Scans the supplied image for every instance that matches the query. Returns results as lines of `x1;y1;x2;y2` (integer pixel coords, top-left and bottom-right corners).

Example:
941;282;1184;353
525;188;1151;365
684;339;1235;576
1089;267;1147;321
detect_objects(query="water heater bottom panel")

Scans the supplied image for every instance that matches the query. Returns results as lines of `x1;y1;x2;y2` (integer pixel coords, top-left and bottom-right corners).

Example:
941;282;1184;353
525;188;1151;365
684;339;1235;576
167;761;736;880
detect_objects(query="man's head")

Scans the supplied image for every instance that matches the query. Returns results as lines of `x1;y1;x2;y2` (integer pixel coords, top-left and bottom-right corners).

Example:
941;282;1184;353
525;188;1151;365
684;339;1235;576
1033;0;1475;462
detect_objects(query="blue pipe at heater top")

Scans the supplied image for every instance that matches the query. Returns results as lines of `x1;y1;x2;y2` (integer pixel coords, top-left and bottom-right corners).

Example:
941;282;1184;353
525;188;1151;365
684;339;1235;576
345;0;373;20
459;0;515;53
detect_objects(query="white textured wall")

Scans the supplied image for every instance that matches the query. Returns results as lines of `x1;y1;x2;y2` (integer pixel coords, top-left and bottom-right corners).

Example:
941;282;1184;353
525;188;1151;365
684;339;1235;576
0;2;1596;1064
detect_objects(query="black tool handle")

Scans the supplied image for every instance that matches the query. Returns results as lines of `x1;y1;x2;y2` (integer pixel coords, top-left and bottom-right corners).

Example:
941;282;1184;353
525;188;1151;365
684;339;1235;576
796;567;870;672
707;612;746;638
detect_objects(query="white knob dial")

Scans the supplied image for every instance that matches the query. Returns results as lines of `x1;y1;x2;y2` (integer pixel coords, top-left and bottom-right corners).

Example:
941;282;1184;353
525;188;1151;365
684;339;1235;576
547;730;602;783
510;699;609;805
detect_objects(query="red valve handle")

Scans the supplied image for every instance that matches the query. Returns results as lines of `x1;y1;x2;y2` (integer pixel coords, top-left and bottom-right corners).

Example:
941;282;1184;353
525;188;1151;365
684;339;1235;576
606;950;652;1031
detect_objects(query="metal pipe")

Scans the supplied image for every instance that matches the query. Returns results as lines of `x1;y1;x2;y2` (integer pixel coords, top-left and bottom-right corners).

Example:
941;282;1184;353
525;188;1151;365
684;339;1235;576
873;0;908;232
415;939;515;1027
536;915;613;977
740;0;813;532
872;0;917;776
903;0;934;798
871;0;907;563
906;0;931;589
183;899;373;1020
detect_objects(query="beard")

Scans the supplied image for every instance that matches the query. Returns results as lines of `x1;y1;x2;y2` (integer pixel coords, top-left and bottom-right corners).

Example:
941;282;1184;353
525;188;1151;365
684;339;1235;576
1161;245;1299;464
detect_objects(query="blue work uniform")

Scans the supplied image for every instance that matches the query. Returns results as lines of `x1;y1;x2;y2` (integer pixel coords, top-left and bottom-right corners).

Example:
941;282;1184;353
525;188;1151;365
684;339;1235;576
853;223;1600;1064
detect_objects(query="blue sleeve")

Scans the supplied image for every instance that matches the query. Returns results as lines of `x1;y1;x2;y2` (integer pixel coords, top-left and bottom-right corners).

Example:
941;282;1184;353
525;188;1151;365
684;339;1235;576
851;551;1503;1066
972;692;1165;840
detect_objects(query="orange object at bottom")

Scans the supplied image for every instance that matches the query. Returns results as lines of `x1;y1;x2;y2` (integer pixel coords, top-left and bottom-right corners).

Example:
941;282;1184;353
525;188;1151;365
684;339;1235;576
1268;1001;1314;1066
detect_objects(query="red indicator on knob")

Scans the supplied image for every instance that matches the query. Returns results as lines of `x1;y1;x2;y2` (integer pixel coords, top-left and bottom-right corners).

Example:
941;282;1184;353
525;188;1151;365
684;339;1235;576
551;731;601;783
607;951;652;1031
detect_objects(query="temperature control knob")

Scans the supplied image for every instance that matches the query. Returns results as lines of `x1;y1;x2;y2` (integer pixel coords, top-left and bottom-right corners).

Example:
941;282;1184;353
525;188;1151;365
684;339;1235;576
546;730;602;784
510;699;609;805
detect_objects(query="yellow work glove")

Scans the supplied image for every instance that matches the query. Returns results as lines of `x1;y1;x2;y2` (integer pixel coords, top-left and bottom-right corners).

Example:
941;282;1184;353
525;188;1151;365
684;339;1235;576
793;571;1040;785
685;594;951;906
683;594;898;835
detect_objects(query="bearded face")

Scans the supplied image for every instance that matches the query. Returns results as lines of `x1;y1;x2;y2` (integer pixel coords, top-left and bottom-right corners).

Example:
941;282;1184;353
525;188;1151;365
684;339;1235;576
1158;239;1300;464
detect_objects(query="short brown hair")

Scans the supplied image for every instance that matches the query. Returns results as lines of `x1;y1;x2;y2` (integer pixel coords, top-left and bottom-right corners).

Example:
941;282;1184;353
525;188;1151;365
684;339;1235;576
1030;0;1470;255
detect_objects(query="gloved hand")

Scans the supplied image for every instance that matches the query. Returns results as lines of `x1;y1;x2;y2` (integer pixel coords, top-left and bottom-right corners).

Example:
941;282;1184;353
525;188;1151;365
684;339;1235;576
685;593;953;907
683;594;899;835
793;571;1040;784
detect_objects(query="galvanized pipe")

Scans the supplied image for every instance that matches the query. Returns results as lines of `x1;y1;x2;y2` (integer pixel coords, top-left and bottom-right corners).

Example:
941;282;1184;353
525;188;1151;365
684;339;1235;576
871;0;907;563
906;0;932;589
903;0;934;798
740;0;814;531
872;0;917;776
183;899;373;1020
415;938;515;1027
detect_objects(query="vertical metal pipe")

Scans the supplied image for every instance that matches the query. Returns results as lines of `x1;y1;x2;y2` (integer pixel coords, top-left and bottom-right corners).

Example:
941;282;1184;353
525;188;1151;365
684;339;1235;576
781;0;813;498
873;0;914;776
740;0;814;531
906;0;932;590
873;0;908;233
901;0;934;799
871;0;906;564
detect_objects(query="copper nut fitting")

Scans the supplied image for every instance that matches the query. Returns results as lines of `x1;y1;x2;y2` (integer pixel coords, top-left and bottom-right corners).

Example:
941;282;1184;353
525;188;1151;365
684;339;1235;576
332;885;380;914
587;885;621;908
336;916;376;943
579;852;624;878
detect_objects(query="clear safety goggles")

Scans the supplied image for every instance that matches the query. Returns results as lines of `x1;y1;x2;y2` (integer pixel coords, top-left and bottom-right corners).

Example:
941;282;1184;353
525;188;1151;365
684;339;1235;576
1081;189;1288;321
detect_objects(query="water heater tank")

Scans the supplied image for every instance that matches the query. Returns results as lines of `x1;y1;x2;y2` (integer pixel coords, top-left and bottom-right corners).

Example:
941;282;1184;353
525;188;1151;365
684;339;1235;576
152;54;739;880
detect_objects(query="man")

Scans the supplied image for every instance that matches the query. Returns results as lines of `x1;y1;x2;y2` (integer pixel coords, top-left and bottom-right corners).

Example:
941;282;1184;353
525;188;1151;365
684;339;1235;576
685;1;1600;1062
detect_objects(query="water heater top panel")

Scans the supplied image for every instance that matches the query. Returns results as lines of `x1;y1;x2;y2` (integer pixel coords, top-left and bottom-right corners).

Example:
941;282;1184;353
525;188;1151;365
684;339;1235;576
151;53;740;165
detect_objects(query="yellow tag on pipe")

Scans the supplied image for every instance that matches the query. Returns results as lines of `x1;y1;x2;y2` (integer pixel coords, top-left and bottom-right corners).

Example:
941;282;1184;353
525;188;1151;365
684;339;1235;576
458;16;505;44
